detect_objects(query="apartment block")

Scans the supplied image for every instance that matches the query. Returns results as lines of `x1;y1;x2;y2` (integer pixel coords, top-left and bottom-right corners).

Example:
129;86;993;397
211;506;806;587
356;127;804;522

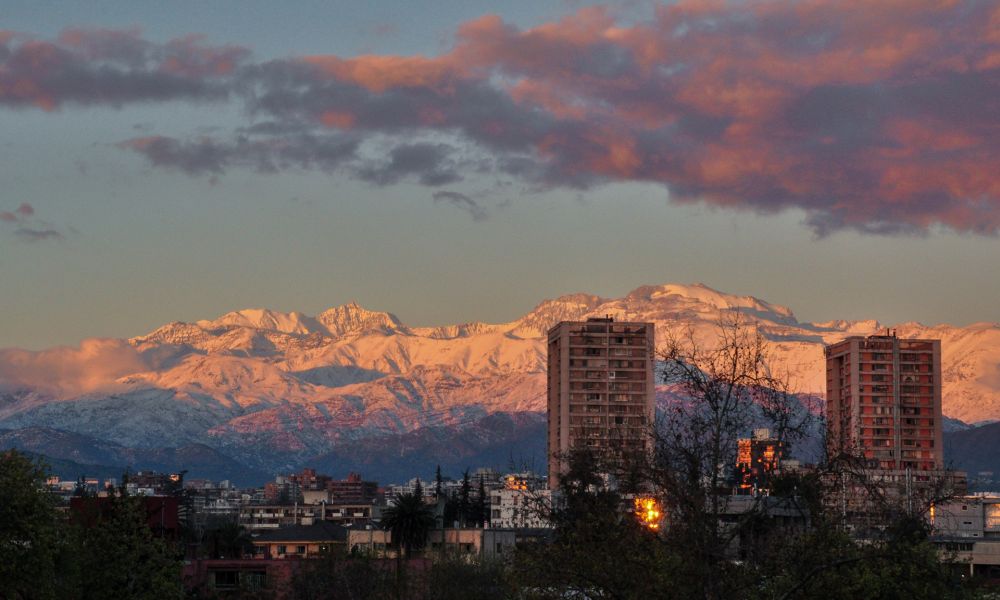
547;317;655;488
825;334;943;471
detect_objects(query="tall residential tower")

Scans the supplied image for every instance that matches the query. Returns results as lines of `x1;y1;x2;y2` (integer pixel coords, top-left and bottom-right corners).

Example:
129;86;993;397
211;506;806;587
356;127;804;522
825;334;943;471
547;318;655;489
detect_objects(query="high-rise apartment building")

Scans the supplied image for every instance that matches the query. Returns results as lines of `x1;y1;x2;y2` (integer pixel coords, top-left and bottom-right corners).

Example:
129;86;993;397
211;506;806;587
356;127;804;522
547;317;655;489
825;334;942;471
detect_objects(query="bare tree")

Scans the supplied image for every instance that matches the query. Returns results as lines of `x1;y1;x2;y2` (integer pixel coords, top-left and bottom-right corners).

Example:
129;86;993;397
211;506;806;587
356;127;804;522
645;313;814;598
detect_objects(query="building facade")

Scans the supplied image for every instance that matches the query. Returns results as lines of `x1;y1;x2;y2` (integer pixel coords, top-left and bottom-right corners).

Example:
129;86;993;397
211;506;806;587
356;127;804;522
490;488;555;529
547;317;655;488
825;334;943;471
239;503;373;532
347;528;516;561
930;496;1000;578
735;428;785;496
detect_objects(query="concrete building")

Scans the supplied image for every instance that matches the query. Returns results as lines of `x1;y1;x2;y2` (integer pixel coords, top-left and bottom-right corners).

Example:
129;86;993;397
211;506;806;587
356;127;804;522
930;496;1000;578
239;503;373;532
547;317;655;489
734;429;785;496
825;334;943;471
489;488;554;529
251;522;348;559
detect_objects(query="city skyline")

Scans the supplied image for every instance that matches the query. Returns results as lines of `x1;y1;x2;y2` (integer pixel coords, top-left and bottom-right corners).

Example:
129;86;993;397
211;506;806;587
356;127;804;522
3;0;1000;350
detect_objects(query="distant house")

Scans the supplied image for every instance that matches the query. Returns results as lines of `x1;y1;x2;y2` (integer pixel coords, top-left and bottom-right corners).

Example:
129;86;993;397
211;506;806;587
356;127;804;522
347;527;516;561
240;503;374;531
251;521;348;559
184;559;293;597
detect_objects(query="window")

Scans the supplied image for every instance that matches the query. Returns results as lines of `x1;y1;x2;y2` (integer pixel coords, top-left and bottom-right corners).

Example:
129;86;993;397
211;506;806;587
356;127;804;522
296;545;306;554
278;545;287;554
985;505;1000;529
213;571;239;589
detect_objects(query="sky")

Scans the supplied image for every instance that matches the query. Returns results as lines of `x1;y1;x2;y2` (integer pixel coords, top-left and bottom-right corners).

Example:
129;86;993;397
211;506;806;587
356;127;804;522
1;0;999;350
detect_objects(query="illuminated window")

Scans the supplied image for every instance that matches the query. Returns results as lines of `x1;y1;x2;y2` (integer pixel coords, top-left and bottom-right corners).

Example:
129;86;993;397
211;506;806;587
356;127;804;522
985;504;1000;530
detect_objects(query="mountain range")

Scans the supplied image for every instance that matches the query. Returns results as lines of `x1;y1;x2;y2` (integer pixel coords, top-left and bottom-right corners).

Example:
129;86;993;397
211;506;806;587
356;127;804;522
2;283;999;484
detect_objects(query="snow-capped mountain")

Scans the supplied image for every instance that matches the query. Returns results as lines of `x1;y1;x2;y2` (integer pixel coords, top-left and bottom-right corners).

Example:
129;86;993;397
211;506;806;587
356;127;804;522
2;283;999;478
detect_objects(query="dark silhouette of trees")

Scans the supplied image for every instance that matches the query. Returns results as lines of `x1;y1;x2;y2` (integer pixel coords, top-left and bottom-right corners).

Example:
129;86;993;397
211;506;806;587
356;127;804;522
457;469;471;527
1;451;182;600
289;549;394;600
510;449;676;599
0;450;75;599
473;474;488;527
381;492;434;559
73;479;183;599
203;521;252;559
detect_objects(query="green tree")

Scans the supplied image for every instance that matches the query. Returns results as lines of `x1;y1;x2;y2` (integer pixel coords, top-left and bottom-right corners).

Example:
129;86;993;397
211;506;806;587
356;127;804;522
381;492;434;559
204;521;252;559
752;513;973;600
427;556;511;600
434;465;443;499
0;450;73;600
74;482;183;599
511;450;678;599
290;547;395;600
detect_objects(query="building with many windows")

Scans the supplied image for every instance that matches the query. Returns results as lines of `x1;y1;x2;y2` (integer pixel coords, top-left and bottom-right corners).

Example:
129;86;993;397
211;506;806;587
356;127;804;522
825;333;943;471
547;317;655;489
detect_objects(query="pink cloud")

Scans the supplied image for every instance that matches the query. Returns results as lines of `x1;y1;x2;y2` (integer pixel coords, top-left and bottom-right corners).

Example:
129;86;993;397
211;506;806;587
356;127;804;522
0;28;243;110
5;4;1000;235
0;338;149;396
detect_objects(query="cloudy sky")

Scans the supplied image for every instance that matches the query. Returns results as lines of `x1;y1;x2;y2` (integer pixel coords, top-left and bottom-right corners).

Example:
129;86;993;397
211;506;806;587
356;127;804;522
2;0;999;350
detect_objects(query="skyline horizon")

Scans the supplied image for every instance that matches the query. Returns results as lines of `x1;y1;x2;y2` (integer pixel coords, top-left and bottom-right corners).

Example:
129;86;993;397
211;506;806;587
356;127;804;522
4;278;996;352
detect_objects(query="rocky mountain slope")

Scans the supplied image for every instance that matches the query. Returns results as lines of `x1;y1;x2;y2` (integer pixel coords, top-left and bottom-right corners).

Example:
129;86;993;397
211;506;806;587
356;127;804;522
1;283;998;479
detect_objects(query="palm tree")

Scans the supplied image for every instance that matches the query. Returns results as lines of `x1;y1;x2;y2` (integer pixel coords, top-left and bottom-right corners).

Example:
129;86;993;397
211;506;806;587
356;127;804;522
381;491;434;558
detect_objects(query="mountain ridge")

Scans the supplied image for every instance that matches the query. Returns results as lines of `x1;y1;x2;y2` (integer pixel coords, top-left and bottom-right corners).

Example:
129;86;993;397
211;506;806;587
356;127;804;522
3;282;1000;479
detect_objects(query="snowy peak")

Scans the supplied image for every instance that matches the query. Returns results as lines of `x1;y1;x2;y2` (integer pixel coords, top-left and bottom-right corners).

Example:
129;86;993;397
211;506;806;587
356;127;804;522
316;302;402;337
624;283;797;323
511;293;608;337
197;308;325;336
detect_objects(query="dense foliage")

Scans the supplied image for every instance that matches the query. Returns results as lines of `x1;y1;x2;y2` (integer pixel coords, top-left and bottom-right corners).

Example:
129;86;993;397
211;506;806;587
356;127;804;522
0;450;182;600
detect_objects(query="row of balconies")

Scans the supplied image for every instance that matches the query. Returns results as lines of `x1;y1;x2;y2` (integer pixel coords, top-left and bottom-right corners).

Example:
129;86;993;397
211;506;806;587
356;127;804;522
568;336;647;347
570;348;646;357
568;383;647;392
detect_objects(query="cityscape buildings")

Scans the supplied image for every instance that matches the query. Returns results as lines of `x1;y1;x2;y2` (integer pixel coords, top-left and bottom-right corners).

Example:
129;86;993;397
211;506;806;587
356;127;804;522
825;333;943;471
546;317;656;488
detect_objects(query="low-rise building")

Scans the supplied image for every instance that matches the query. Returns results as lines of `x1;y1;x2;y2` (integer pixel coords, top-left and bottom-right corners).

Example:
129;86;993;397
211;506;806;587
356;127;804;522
251;522;348;559
930;495;1000;578
240;503;374;532
184;559;292;596
347;528;516;561
489;488;554;529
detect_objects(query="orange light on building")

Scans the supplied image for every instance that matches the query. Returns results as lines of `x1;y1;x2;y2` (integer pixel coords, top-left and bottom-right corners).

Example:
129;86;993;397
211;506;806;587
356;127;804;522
634;497;662;531
737;439;752;466
505;475;528;491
